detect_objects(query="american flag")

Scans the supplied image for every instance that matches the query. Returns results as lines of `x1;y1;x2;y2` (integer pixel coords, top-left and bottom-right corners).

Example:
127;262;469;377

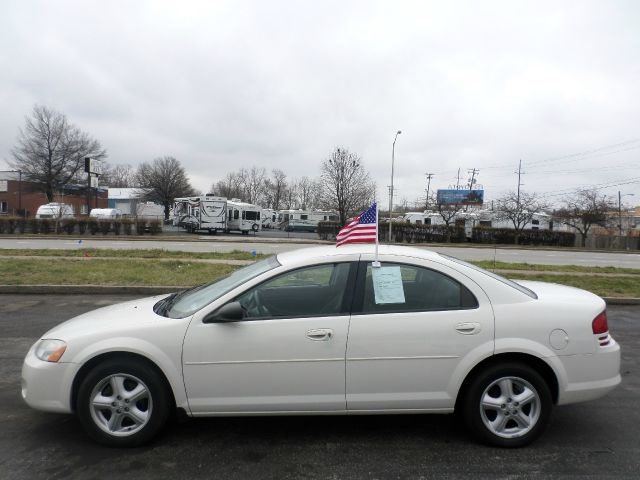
336;203;378;247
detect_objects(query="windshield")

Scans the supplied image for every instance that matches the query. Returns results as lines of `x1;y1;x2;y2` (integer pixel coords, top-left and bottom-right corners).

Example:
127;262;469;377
157;255;280;318
440;254;538;299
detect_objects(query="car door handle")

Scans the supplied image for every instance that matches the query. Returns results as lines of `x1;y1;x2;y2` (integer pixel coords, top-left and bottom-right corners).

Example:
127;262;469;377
306;328;333;341
455;322;481;335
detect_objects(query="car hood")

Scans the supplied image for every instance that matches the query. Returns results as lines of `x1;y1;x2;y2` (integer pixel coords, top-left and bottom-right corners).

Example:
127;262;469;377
514;280;605;307
41;295;172;340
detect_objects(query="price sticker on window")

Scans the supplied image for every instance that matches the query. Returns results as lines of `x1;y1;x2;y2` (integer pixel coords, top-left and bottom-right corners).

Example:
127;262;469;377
372;266;406;304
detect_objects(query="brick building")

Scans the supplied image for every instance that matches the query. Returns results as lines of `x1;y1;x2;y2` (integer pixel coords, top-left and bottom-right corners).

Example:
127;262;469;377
0;171;107;217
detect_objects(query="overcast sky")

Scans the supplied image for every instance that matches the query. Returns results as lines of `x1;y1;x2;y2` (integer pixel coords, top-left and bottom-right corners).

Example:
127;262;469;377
1;0;639;208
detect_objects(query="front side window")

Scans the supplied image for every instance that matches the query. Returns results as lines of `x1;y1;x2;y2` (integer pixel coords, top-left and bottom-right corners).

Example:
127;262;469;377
359;262;478;314
245;210;259;221
156;256;280;318
236;263;352;319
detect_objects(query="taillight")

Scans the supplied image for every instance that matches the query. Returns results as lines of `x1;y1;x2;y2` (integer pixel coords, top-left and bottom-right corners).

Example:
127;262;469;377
592;311;609;334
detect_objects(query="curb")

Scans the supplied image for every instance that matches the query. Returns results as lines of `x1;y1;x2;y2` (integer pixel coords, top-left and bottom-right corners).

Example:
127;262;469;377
1;285;639;305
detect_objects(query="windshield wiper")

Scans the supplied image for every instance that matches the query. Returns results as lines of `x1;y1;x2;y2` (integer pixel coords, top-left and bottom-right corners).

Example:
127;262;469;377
156;284;206;317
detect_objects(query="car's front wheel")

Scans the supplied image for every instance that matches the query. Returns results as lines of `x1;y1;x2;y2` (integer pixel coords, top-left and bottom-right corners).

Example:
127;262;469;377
462;363;552;447
76;358;171;447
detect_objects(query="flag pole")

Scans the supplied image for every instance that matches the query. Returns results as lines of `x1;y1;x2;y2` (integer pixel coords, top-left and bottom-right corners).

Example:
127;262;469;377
373;202;381;268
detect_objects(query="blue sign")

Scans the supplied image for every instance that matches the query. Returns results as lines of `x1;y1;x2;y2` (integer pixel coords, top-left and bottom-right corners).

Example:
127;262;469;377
437;189;484;205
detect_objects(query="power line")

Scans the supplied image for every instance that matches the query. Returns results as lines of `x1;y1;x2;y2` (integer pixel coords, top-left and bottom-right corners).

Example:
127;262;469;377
541;176;640;198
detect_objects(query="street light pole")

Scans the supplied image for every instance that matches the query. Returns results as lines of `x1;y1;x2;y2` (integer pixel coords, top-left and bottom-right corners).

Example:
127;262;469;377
388;130;401;242
618;191;635;237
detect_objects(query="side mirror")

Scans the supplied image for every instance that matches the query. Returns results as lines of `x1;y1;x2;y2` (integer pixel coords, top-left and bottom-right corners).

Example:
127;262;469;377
203;301;245;324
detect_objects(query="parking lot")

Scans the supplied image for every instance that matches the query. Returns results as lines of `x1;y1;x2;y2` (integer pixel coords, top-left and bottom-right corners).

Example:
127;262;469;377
1;295;638;480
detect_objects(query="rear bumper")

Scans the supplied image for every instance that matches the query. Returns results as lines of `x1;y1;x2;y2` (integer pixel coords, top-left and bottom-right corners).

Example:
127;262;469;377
557;342;621;405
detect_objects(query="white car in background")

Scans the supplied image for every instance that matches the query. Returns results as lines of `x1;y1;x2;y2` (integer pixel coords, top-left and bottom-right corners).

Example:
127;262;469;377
21;245;620;447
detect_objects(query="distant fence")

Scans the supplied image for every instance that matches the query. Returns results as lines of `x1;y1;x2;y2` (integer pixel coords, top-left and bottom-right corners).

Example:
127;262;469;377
583;235;639;250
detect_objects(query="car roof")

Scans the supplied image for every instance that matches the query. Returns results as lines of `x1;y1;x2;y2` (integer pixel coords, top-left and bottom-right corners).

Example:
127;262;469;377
276;244;443;266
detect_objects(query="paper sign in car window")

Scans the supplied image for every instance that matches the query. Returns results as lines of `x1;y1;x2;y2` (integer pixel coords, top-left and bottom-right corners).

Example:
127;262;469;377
371;266;406;304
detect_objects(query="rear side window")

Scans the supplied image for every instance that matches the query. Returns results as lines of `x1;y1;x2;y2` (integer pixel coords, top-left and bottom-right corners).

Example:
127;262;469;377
359;262;478;314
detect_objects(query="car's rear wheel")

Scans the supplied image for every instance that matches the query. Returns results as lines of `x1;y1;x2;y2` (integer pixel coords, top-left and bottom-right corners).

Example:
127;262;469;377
77;358;170;447
462;363;552;447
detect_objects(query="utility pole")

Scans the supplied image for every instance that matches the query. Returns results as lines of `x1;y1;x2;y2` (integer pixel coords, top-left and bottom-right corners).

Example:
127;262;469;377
618;190;623;237
456;168;461;189
425;173;434;210
515;159;524;206
467;168;479;190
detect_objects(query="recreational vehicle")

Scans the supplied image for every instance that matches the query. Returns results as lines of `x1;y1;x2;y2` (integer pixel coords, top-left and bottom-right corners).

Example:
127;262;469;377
261;209;277;229
136;202;165;221
277;210;339;232
227;199;261;234
173;195;227;233
90;208;122;220
35;203;75;219
403;209;552;239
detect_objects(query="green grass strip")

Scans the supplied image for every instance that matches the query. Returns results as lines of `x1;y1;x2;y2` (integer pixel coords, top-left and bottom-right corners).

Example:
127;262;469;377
0;248;265;261
2;258;239;287
472;260;640;275
507;273;640;298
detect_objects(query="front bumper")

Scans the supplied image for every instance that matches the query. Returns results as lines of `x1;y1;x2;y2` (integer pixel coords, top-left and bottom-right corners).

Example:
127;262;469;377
21;347;78;413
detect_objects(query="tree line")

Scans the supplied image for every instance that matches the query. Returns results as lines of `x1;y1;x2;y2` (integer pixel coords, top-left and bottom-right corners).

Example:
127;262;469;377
7;105;623;240
8;105;375;224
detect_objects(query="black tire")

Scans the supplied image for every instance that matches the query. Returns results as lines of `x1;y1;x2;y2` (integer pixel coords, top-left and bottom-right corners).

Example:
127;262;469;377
76;358;171;447
461;362;552;447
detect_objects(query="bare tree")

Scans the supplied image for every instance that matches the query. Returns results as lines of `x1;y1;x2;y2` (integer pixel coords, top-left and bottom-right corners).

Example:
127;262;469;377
320;147;376;225
264;169;287;209
554;189;613;247
136;156;195;219
101;163;137;188
495;191;549;245
10;104;107;201
296;176;322;210
429;193;461;242
212;171;243;199
240;166;267;205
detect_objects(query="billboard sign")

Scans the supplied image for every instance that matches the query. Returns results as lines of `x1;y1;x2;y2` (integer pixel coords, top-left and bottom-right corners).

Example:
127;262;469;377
437;189;484;206
84;158;103;175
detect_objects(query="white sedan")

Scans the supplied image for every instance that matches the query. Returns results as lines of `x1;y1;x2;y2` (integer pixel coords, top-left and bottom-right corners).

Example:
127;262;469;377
21;245;621;447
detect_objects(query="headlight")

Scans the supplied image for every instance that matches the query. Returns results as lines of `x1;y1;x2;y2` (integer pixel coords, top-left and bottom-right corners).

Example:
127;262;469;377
34;339;67;362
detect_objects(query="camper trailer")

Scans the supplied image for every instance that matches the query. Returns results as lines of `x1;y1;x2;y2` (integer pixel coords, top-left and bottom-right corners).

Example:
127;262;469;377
135;202;165;222
278;210;339;232
227;199;261;234
261;209;277;229
90;208;122;220
35;203;75;219
173;195;227;233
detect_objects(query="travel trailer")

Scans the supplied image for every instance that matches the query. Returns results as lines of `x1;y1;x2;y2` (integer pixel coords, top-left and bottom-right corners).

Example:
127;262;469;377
261;209;277;229
173;195;227;233
35;203;75;219
89;208;122;220
403;209;552;239
227;199;261;234
277;210;339;232
136;202;165;221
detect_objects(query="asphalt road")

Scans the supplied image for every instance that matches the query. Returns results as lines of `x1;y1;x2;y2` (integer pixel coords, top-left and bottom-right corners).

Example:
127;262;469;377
1;295;638;480
1;237;639;268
